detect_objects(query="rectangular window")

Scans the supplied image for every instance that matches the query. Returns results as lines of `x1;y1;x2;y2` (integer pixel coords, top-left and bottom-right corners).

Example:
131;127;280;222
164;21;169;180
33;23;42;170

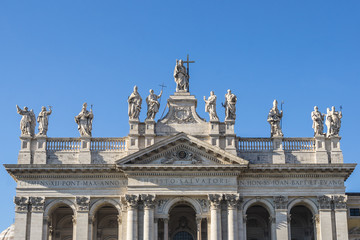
350;208;360;216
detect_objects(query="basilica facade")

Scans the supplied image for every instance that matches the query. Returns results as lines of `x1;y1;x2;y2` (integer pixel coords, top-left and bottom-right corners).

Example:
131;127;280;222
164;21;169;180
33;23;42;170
4;59;357;240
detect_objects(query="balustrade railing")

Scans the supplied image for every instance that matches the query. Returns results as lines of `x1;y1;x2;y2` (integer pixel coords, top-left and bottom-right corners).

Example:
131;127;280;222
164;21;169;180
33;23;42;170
46;138;81;151
283;138;315;151
91;138;127;151
238;138;273;151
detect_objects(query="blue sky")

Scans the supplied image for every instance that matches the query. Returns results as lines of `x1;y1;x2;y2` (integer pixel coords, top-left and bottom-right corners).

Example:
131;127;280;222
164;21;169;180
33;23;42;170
0;0;359;231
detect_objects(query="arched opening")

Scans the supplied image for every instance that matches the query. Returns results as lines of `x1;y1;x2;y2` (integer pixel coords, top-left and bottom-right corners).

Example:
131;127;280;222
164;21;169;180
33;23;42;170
168;203;196;240
246;205;271;240
48;205;74;240
92;205;119;240
290;205;315;240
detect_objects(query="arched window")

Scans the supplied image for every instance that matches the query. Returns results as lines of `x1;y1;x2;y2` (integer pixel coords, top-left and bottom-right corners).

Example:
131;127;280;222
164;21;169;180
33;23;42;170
173;231;194;240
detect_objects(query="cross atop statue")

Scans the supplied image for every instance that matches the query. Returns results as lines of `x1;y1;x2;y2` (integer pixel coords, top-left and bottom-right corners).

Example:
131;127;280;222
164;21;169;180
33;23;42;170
174;55;195;93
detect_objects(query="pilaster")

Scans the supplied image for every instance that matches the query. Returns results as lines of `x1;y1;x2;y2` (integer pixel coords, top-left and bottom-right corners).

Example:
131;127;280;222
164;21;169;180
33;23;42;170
333;195;348;240
75;196;90;240
273;196;289;240
34;136;47;164
272;136;285;164
14;196;29;240
125;194;139;240
163;218;169;240
128;120;140;153
79;137;91;164
224;194;239;240
196;217;202;240
318;195;333;240
29;197;45;240
208;194;222;240
209;121;220;147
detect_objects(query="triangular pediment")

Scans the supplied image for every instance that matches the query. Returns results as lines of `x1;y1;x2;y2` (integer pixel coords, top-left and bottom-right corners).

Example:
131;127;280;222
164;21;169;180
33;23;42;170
116;133;248;166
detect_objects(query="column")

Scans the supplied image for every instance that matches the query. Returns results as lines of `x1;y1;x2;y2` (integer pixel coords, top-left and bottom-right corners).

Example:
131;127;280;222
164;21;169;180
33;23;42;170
75;196;90;240
225;194;239;240
318;195;333;240
163;218;169;240
14;196;29;240
207;217;211;240
126;195;139;240
208;194;222;240
270;216;276;240
29;197;45;240
88;215;95;240
154;218;158;240
118;214;122;240
237;205;244;240
333;195;348;240
142;194;156;240
196;217;202;240
273;196;289;240
243;214;247;240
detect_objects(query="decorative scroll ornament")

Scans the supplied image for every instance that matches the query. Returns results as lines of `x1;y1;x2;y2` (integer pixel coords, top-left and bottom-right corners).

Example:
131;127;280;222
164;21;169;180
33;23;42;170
224;194;240;209
76;196;90;211
14;196;29;212
333;195;347;209
208;194;223;209
141;194;156;208
125;194;139;208
318;195;332;209
273;195;288;209
30;197;45;212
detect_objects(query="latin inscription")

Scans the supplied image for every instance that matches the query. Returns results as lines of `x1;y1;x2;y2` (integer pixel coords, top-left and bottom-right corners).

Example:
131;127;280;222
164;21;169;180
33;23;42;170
134;177;234;186
238;179;343;187
18;179;128;188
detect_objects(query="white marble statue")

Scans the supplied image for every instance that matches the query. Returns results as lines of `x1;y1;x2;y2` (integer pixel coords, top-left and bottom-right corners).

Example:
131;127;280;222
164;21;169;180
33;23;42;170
204;91;219;121
146;89;162;120
311;106;325;136
267;100;283;137
128;85;142;120
326;106;342;137
174;59;189;92
37;106;52;136
222;89;237;121
74;103;93;137
16;105;36;137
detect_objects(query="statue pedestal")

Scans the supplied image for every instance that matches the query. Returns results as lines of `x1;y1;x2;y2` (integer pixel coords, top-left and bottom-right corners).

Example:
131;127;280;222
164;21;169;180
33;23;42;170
272;136;285;164
34;135;47;164
224;120;236;155
128;119;140;153
79;137;91;164
18;135;33;164
330;136;343;163
315;135;328;164
209;120;220;147
145;120;156;147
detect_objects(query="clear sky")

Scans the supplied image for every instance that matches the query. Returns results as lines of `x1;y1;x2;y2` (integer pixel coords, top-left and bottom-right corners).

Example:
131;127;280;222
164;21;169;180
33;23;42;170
0;0;359;231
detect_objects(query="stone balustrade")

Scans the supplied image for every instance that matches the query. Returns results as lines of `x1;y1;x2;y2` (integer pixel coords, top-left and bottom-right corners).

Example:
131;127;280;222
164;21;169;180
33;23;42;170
283;138;315;151
90;138;127;151
46;138;81;151
238;137;315;152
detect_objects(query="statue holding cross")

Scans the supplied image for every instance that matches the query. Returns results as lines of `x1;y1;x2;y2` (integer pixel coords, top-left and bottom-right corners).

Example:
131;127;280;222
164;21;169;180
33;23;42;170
174;55;195;92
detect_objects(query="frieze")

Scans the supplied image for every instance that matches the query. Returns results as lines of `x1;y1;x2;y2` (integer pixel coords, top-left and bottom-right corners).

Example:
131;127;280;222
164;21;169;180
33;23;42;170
18;179;127;189
131;177;235;186
238;178;343;188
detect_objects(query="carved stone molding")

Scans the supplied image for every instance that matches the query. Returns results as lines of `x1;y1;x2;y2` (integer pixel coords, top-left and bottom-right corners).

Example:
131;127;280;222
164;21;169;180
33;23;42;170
14;196;29;212
208;194;222;209
312;214;320;224
273;195;288;209
318;195;332;209
196;199;209;212
333;195;347;209
30;197;45;212
157;199;169;213
125;194;139;209
168;107;196;124
76;196;90;211
224;194;240;209
141;194;156;209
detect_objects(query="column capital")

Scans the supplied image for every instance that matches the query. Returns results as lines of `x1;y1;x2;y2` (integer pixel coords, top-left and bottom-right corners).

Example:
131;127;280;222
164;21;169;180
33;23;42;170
333;195;347;209
224;194;240;209
318;195;332;209
312;214;320;224
141;194;156;209
14;196;29;212
30;196;45;212
162;217;169;223
208;194;223;209
125;194;139;209
117;214;122;224
76;196;90;211
273;195;288;210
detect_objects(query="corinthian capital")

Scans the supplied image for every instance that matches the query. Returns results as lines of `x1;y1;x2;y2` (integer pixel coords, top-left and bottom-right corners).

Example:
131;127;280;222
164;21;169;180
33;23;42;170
125;194;139;209
224;194;240;209
76;196;90;211
14;196;29;212
30;197;45;212
333;195;347;209
208;194;222;209
141;194;156;208
273;195;288;209
318;195;331;209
